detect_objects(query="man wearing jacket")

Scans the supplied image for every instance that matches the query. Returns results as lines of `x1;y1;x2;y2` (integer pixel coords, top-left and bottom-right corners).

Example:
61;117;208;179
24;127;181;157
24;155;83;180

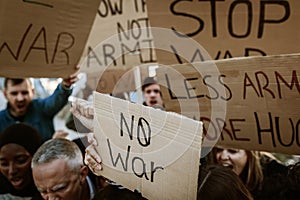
0;72;77;141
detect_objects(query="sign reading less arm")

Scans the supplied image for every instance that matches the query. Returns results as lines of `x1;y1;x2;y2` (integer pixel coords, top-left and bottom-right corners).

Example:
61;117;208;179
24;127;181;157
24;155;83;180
93;92;203;200
0;0;100;78
156;53;300;155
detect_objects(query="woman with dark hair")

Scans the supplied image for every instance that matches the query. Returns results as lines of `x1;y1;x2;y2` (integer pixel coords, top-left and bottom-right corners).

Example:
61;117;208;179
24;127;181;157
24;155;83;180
0;123;43;199
198;165;253;200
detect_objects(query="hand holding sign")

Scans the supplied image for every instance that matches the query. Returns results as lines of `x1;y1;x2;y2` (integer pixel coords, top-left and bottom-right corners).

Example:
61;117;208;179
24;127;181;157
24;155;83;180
62;65;80;88
70;97;94;131
85;132;103;173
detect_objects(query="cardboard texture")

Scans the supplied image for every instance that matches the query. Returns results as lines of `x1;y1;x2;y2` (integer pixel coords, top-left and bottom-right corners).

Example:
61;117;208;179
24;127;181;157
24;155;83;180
93;92;203;199
93;67;149;94
80;0;156;93
0;0;100;78
147;0;300;65
156;53;300;155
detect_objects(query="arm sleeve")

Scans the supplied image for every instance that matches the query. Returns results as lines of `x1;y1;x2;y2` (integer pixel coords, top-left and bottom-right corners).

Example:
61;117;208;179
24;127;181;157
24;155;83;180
37;83;72;117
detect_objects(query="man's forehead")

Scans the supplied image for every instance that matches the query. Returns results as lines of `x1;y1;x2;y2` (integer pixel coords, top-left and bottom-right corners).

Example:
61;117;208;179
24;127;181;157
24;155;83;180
145;83;160;89
33;159;74;184
33;159;71;175
6;79;31;88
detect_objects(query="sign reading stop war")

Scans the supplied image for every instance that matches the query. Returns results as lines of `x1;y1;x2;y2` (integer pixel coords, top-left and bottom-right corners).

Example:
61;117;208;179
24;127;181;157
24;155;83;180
147;0;300;65
93;92;202;199
156;53;300;155
0;0;100;78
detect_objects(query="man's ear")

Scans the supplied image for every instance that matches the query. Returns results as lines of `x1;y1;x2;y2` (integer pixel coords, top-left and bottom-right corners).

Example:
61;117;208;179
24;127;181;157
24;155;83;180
79;165;89;184
3;90;7;99
31;88;35;96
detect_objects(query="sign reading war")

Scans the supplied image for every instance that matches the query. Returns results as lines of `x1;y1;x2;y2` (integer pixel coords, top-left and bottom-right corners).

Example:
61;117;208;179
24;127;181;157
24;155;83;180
0;0;100;78
93;92;202;200
156;53;300;155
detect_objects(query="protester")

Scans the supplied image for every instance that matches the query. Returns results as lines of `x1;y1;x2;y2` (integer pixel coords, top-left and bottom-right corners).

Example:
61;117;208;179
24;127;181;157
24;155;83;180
198;165;253;200
31;138;94;200
31;138;145;200
208;146;300;200
209;147;263;196
0;69;78;141
0;123;43;199
141;77;164;109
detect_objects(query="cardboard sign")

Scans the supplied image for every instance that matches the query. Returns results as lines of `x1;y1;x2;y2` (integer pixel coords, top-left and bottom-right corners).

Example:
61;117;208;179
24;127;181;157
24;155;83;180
93;67;150;94
147;0;300;65
0;0;100;78
93;92;203;199
156;53;300;155
79;0;157;93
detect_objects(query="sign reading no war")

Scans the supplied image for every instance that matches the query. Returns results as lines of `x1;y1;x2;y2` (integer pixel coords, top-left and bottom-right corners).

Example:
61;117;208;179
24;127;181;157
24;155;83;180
0;0;100;78
93;92;203;199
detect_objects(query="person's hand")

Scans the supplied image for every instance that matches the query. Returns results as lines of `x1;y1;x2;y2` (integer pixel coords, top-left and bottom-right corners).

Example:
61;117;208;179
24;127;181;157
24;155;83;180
62;65;79;88
85;133;103;175
70;97;94;131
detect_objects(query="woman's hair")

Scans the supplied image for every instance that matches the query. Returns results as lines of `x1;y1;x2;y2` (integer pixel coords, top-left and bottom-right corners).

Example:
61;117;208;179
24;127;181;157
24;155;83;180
198;165;253;200
241;151;263;193
210;148;263;194
0;123;42;156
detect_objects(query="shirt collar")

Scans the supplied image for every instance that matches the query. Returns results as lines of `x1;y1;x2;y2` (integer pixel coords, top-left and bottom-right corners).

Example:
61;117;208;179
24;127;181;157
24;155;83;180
86;176;95;200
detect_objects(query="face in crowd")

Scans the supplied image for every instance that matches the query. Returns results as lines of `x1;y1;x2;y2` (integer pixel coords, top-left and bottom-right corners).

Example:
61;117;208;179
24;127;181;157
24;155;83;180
215;147;248;176
0;143;33;190
32;159;88;200
4;79;34;118
143;83;163;108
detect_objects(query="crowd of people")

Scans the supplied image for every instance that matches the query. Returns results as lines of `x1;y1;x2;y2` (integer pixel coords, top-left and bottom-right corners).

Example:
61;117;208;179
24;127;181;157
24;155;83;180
0;73;299;200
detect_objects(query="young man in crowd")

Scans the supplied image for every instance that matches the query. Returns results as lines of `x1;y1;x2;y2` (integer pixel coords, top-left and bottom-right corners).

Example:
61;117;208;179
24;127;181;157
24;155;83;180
0;71;78;141
141;77;164;109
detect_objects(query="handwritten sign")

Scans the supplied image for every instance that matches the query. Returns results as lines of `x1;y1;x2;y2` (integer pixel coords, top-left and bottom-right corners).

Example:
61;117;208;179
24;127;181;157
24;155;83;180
156;53;300;155
147;0;300;65
0;0;100;78
93;92;202;199
80;0;157;93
